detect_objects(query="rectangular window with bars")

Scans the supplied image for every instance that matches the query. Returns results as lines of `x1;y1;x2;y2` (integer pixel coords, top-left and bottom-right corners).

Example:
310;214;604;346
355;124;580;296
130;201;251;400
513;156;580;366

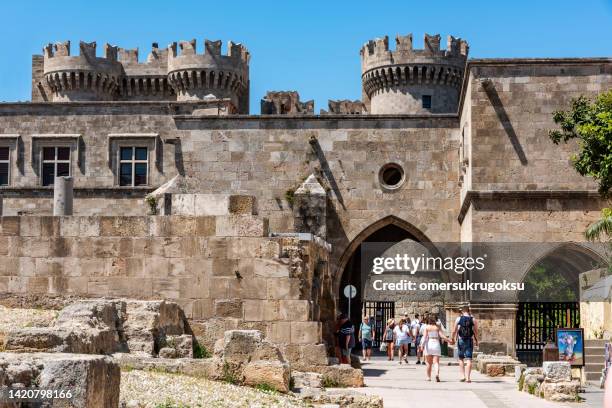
0;146;9;186
41;146;71;186
119;146;148;186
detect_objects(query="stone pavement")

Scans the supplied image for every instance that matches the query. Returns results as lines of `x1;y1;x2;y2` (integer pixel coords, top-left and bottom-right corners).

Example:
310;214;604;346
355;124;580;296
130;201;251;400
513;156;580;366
351;355;605;408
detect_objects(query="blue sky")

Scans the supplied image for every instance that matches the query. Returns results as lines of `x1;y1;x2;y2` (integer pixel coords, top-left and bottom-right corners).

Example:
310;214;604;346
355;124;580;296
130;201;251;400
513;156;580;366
0;0;611;112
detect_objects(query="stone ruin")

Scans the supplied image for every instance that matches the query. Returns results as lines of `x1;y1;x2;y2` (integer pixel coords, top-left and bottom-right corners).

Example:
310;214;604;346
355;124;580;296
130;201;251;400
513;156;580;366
4;299;190;358
0;353;119;407
0;299;373;408
475;353;525;377
516;361;581;402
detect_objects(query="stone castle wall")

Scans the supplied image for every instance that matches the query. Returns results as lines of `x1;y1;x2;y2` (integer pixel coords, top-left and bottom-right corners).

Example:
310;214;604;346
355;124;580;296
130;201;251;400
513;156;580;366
464;60;611;192
0;215;330;347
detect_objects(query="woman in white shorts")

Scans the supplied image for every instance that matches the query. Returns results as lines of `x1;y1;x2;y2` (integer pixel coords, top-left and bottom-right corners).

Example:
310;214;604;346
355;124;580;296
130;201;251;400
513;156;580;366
393;318;411;364
419;315;452;381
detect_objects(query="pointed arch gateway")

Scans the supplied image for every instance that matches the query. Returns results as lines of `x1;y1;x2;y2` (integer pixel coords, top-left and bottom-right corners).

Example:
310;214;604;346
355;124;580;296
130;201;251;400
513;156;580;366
515;242;608;366
336;215;440;345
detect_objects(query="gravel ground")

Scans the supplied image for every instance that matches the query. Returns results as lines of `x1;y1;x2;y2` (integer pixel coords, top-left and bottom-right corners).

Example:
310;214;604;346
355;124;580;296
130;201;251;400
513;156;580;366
0;306;57;333
120;370;310;408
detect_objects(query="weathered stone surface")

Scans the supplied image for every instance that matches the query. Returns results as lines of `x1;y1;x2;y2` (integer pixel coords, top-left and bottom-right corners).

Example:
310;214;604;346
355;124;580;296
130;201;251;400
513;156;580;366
291;370;323;390
4;299;191;358
159;347;177;358
539;380;581;402
542;361;571;383
242;360;290;392
281;343;328;371
167;334;193;358
311;364;364;388
123;300;187;355
217;330;284;364
113;352;220;379
5;300;125;354
0;352;120;408
300;389;383;408
485;363;505;377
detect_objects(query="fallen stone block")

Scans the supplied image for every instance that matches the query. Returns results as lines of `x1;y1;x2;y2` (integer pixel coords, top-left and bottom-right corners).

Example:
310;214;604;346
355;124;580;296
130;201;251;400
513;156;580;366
291;371;323;390
158;347;177;359
4;327;68;352
485;363;505;377
5;300;126;354
539;380;581;402
311;364;364;388
542;361;571;383
300;389;383;408
166;334;193;358
242;360;290;393
0;352;119;408
123;300;187;356
281;343;328;371
112;352;219;379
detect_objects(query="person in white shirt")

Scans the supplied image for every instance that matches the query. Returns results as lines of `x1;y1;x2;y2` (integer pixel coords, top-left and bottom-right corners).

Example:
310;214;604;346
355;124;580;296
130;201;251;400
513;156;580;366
393;318;412;364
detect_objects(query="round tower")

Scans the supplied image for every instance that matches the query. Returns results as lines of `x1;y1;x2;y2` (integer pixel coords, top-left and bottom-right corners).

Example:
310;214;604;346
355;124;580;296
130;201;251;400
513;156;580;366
167;39;250;113
360;33;468;114
43;41;123;102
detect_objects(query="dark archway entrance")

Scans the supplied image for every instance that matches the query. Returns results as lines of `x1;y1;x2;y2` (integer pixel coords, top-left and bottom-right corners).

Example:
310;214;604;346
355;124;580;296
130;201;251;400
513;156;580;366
515;244;606;366
338;216;433;346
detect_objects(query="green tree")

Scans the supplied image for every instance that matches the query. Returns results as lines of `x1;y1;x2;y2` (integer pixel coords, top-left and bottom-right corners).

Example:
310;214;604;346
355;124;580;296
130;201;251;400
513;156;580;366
549;90;612;241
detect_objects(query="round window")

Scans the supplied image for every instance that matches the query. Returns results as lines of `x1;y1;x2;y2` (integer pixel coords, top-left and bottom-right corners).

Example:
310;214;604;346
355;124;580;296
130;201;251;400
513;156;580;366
379;163;405;190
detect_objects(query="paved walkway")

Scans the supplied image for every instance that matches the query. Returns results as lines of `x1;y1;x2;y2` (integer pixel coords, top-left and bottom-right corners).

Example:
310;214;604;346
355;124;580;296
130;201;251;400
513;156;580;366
352;356;604;408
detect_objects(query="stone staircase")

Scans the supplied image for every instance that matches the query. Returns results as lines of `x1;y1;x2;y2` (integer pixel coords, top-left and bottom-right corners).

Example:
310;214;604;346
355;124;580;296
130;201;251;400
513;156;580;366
584;339;606;383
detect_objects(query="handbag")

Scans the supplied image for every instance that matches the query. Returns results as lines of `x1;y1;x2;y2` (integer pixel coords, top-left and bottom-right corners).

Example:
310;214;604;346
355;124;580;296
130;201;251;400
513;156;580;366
380;342;387;352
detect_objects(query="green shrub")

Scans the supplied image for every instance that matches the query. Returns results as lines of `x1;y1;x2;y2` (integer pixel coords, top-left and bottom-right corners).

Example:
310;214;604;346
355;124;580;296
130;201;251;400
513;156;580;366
255;383;277;393
527;383;537;395
193;343;211;359
518;373;525;390
222;362;239;385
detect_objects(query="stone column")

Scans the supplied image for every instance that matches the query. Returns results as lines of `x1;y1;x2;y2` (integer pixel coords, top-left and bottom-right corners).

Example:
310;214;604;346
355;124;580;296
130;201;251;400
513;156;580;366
293;174;327;238
53;176;73;216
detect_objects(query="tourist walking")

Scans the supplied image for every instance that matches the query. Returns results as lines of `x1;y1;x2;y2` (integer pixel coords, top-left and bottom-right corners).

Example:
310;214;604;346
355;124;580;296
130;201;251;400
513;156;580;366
394;318;411;364
420;315;452;382
452;306;479;382
383;319;395;361
337;313;355;365
358;315;375;361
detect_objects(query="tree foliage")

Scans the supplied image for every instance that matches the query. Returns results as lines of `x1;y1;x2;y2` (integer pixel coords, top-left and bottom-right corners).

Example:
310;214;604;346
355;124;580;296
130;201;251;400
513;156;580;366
550;91;612;242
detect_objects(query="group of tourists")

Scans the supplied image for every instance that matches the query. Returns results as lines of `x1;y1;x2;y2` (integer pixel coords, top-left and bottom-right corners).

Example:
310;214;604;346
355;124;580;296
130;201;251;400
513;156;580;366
336;306;479;383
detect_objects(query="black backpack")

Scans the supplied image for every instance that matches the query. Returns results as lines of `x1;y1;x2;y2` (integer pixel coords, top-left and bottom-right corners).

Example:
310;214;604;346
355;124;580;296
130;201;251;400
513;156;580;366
458;316;473;339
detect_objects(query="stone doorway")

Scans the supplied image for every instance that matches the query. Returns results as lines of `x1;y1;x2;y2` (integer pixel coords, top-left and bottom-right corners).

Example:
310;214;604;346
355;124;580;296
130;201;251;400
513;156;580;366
337;216;432;328
515;244;606;366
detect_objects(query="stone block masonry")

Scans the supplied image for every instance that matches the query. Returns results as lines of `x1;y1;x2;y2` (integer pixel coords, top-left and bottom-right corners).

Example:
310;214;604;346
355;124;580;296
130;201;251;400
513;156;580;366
0;215;331;348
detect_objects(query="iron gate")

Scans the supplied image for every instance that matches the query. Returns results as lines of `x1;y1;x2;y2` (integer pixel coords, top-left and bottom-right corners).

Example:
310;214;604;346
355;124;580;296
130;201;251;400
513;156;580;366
515;302;580;366
362;301;395;348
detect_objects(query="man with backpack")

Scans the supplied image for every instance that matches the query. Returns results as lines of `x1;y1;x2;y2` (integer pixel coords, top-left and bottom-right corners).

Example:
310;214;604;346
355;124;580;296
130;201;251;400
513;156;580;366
452;306;479;383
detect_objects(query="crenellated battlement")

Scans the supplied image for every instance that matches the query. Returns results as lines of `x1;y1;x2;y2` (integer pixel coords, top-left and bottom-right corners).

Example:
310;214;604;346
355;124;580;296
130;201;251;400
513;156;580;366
42;41;123;102
360;33;469;114
360;33;468;73
166;39;249;109
33;38;249;111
